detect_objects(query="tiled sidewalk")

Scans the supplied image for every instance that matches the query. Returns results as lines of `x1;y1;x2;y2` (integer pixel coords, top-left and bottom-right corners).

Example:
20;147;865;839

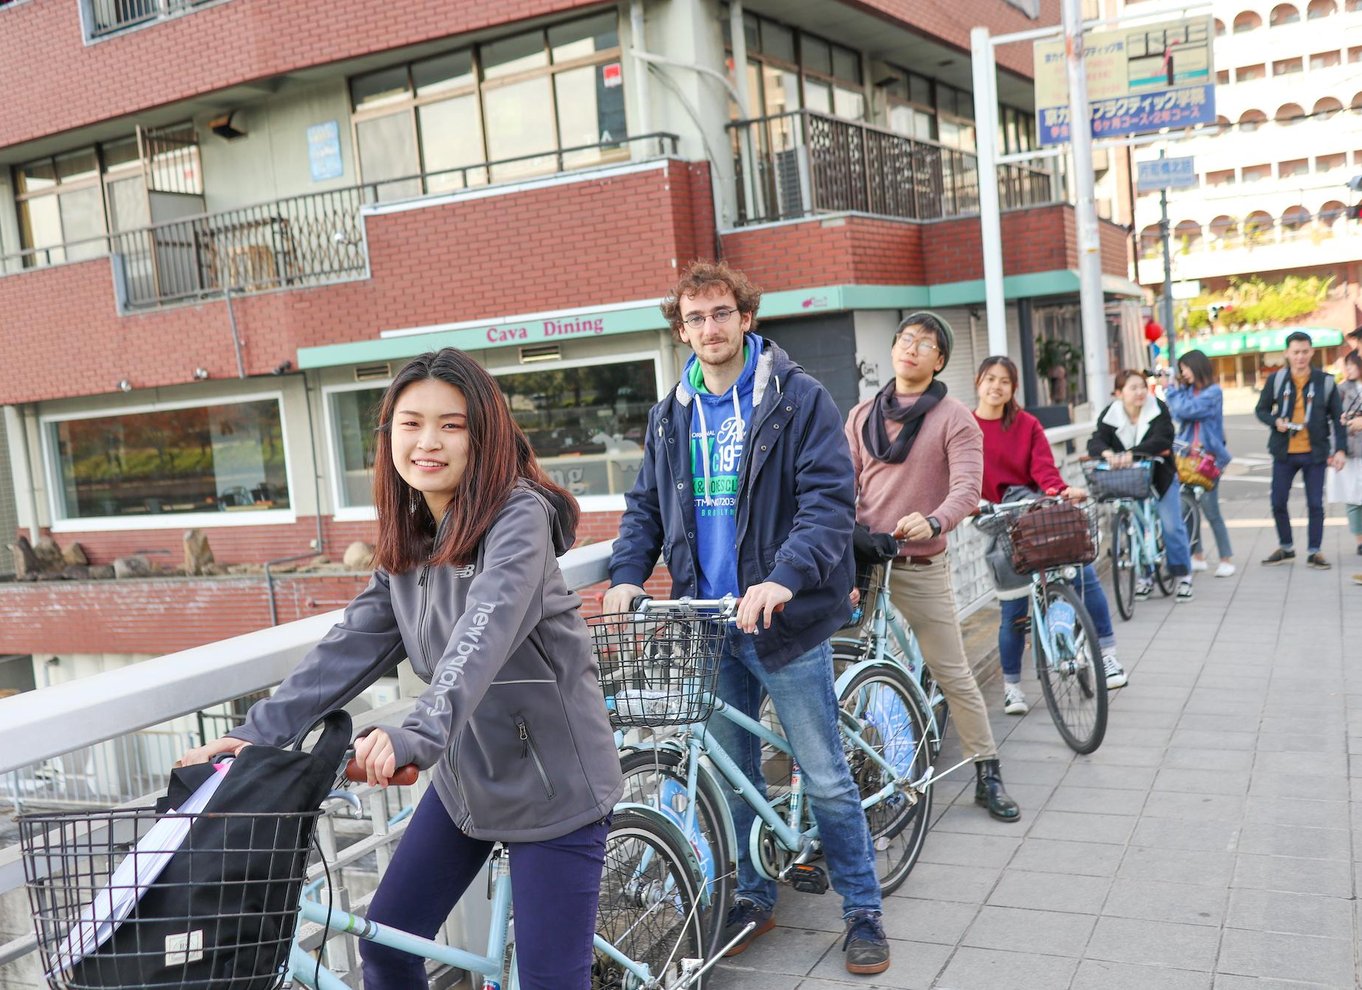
710;488;1362;989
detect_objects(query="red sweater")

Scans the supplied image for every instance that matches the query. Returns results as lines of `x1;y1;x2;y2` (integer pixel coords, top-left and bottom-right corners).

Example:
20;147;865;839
974;411;1066;503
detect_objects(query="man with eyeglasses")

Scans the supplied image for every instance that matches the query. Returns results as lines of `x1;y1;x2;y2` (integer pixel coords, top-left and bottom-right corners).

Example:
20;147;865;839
845;313;1020;822
604;260;891;974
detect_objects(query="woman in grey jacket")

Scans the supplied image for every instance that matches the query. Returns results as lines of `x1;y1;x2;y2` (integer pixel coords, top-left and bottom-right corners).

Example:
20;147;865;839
180;349;623;990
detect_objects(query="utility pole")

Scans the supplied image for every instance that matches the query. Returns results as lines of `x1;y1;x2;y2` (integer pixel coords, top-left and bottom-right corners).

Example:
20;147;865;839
1157;149;1177;366
1061;0;1111;408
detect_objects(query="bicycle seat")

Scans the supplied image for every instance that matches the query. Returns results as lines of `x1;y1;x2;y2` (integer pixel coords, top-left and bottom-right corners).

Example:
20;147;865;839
852;524;900;564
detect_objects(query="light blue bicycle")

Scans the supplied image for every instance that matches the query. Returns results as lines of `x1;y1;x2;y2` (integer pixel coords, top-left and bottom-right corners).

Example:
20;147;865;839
1083;456;1173;621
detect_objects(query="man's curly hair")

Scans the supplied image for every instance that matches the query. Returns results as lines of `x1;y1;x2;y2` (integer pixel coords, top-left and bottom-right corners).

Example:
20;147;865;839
659;260;762;340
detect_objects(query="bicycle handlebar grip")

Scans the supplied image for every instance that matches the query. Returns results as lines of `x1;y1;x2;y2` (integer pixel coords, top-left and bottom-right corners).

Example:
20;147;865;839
344;759;419;786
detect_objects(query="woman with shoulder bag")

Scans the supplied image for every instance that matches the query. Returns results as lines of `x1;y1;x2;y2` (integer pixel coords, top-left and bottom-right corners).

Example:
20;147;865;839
973;357;1124;717
1165;349;1235;577
178;348;624;990
1089;369;1195;602
1327;350;1362;556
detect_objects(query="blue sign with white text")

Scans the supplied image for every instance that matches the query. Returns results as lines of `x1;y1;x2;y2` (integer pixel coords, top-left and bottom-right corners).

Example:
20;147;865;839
1136;157;1198;192
307;121;343;182
1040;86;1215;145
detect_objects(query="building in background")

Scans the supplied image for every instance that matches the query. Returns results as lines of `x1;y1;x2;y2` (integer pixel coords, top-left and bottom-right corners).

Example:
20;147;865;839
0;0;1137;676
1129;0;1362;384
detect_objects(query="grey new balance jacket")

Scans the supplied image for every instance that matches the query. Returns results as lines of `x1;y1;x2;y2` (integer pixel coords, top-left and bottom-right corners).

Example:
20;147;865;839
231;482;623;843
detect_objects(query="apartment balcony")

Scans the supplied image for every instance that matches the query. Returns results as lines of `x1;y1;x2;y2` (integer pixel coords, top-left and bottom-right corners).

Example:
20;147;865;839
1135;220;1362;284
82;0;220;39
727;109;1063;227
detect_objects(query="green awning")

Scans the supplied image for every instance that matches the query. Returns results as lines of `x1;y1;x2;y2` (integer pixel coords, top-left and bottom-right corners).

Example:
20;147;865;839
1179;327;1344;358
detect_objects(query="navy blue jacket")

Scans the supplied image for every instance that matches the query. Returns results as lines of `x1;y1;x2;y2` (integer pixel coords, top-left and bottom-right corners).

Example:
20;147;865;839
609;338;856;671
1254;367;1346;463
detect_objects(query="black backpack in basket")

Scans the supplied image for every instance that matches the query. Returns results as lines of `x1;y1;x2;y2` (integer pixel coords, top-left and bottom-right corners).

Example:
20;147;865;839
70;711;351;990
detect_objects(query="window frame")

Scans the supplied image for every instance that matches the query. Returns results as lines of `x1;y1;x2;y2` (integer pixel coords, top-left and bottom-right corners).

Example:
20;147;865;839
41;391;297;532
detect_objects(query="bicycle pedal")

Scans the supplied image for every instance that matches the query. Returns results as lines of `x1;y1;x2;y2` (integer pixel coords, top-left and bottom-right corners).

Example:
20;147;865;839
786;863;829;895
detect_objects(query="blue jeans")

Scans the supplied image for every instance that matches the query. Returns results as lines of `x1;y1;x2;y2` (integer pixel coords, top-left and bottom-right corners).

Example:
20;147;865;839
361;791;607;990
1158;480;1193;577
999;564;1115;679
706;635;881;919
1188;483;1234;560
1272;453;1327;553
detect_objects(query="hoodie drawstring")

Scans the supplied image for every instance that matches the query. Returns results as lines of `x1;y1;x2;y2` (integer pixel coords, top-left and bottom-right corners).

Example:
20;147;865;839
694;388;744;501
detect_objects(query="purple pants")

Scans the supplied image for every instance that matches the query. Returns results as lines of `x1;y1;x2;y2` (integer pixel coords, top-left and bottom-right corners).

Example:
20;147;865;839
360;789;607;990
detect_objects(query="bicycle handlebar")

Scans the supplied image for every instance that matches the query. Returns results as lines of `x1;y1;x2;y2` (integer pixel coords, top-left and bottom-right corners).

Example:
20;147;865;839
628;594;743;616
344;759;419;786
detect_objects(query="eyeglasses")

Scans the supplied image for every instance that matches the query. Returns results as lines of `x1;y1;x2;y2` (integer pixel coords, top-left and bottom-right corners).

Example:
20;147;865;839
894;335;940;356
682;307;738;331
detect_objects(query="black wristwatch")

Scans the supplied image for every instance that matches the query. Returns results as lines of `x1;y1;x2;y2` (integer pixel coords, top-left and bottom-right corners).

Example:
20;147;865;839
926;516;942;538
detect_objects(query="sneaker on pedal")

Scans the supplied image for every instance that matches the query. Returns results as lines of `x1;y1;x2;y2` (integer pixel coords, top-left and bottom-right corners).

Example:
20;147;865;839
842;911;890;975
722;897;775;957
1134;579;1153;600
1102;648;1127;689
1176;579;1194;602
1002;682;1028;715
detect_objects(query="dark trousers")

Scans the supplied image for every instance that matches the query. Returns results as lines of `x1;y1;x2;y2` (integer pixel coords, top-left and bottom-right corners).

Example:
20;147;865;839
1270;453;1327;553
360;790;608;990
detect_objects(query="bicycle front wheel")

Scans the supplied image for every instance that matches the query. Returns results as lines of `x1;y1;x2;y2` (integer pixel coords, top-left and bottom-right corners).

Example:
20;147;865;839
1111;507;1135;621
593;809;707;990
617;747;734;961
1036;582;1108;754
837;665;933;895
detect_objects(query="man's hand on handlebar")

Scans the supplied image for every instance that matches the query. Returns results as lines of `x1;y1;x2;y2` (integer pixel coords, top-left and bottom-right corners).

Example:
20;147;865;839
603;583;645;615
736;581;792;634
176;735;251;767
894;512;933;542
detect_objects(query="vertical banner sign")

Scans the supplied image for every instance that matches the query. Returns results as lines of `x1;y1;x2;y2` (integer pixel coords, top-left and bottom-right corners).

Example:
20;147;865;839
1034;17;1216;145
307;121;344;182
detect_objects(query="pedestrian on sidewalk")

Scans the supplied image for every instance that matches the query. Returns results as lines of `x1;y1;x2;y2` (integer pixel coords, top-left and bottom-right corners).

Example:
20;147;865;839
1165;349;1236;577
1089;369;1196;601
845;314;1020;823
604;260;891;975
972;356;1125;719
1255;330;1348;569
1326;350;1362;557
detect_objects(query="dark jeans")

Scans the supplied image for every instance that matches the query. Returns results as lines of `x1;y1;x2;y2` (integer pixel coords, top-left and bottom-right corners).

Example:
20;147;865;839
360;790;608;990
998;563;1115;679
1270;453;1327;553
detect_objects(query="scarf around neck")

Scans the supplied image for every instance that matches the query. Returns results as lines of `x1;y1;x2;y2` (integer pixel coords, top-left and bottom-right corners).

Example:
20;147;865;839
862;379;947;464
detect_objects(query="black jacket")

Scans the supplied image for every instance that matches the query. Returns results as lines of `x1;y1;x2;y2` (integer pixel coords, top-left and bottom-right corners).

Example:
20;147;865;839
1087;398;1178;496
610;338;856;671
1254;367;1346;464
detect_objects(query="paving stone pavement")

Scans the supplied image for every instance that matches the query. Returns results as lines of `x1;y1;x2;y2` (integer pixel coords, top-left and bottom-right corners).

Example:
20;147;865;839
709;481;1362;989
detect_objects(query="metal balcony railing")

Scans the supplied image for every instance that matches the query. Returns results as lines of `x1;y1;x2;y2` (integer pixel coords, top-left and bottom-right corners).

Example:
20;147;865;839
0;133;680;309
85;0;218;38
728;109;1063;226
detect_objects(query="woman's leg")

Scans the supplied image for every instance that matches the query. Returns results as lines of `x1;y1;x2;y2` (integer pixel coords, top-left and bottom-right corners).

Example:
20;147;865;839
508;817;610;990
361;790;494;990
1347;503;1362;544
1199;485;1234;561
1077;564;1116;652
998;597;1028;681
1158;481;1193;577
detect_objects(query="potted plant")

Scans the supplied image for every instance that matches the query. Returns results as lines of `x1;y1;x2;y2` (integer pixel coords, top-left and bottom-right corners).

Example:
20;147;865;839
1035;337;1082;406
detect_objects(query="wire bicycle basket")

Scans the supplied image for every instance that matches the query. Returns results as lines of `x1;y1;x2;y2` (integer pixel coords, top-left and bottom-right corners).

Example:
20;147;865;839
1082;460;1155;501
996;499;1100;575
587;609;727;728
19;807;320;990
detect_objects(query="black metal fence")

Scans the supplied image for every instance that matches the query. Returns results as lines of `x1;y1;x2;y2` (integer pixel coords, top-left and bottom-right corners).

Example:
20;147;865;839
729;110;1061;226
87;0;217;38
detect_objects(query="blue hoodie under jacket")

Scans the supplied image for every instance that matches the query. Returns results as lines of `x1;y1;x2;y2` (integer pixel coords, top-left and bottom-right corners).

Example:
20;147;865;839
609;336;856;672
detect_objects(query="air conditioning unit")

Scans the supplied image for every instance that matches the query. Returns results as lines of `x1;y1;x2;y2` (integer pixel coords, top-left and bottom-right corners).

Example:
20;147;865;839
354;363;391;382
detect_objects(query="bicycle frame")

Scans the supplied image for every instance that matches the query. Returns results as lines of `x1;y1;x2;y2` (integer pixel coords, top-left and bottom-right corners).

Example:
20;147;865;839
285;803;703;990
1113;495;1163;578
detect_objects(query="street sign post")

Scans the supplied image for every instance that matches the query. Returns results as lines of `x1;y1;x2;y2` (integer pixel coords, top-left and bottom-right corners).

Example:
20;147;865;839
1034;16;1216;145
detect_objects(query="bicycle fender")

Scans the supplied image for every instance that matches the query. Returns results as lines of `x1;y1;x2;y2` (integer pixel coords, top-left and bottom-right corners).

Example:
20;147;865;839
619;740;740;877
612;802;711;907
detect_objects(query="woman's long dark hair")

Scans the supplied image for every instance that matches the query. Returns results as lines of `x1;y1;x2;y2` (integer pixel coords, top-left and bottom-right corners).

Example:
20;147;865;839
372;349;578;573
974;356;1022;430
1177;349;1214;390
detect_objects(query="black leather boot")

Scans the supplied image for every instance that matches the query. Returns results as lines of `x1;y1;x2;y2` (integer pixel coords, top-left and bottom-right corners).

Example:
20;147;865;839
974;758;1020;822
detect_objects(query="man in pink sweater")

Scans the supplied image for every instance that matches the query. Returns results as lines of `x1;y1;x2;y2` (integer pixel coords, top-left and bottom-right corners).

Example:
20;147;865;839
845;313;1019;822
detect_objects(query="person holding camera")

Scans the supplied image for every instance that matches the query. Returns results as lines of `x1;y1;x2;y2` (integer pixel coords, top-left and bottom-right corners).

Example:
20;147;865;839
1165;350;1235;577
1255;331;1348;569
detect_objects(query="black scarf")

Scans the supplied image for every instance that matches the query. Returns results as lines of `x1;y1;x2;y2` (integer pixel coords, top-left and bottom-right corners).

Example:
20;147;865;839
862;379;947;464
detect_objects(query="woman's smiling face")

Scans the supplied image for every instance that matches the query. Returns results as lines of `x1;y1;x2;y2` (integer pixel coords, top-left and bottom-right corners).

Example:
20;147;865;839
390;378;471;515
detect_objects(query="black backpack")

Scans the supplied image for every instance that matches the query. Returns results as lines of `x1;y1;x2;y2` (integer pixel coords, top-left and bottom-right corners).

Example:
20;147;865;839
70;711;351;989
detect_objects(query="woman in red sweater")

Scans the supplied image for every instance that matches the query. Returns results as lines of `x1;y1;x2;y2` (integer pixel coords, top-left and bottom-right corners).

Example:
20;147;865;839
973;357;1123;715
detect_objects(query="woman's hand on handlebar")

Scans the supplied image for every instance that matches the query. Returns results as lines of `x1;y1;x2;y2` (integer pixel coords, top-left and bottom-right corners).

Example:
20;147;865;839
353;729;399;787
1103;450;1133;469
176;735;251;767
1060;485;1088;502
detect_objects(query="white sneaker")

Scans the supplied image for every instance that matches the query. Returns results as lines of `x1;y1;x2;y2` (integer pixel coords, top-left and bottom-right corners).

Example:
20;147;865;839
1215;561;1236;578
1190;558;1208;572
1002;682;1029;715
1102;649;1128;689
1176;579;1195;603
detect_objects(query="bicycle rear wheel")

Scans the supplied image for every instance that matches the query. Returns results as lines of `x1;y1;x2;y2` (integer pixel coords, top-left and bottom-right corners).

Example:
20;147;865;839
1036;582;1108;754
837;665;933;895
593;809;707;990
617;747;734;961
1111;508;1135;621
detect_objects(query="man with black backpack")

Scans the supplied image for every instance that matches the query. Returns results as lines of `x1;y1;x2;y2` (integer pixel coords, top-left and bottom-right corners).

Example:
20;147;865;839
1256;331;1348;569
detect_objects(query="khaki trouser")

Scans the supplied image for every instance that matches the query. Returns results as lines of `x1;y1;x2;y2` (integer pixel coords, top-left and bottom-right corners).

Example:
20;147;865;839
886;553;998;762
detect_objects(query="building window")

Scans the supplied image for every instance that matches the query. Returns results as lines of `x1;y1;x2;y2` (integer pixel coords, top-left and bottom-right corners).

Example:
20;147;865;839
326;359;657;509
1278;158;1309;177
1317;152;1347;171
1233;11;1262;31
1242;163;1272;182
1216;69;1230;84
1235;64;1266;82
727;12;864;122
1270;3;1301;24
1207;168;1236;186
1309;50;1342;69
1272;57;1303;75
350;11;626;200
46;397;291;524
882;70;937;141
